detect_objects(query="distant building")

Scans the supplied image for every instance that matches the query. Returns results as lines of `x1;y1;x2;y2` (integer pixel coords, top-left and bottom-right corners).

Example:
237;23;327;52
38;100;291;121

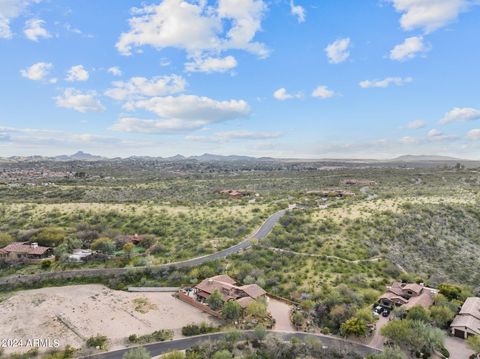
0;242;53;262
378;282;437;310
450;297;480;339
217;189;250;198
67;249;93;262
341;179;377;186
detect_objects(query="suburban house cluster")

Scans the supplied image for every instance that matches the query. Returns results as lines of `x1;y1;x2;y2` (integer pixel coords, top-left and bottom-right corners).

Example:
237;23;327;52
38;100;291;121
378;282;437;310
450;297;480;339
178;275;267;315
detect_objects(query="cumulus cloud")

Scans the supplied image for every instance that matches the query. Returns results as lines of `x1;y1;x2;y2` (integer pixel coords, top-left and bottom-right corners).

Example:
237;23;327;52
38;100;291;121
359;76;413;88
105;75;186;101
54;88;105;113
400;136;416;144
406;120;427;129
66;65;89;82
114;94;250;133
185;55;237;73
24;18;50;41
390;36;428;61
116;0;268;61
466;129;480;140
273;88;302;101
311;85;335;99
290;0;305;23
20;62;52;81
427;128;456;141
325;38;350;64
440;107;480;124
107;66;122;77
389;0;472;33
0;0;42;39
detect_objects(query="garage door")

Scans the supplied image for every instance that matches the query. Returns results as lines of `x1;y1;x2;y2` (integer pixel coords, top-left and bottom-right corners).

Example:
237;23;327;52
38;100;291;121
454;329;465;338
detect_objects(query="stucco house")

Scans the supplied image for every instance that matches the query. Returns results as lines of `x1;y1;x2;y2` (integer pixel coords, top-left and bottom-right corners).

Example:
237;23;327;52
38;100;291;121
0;242;53;262
378;282;437;310
450;297;480;339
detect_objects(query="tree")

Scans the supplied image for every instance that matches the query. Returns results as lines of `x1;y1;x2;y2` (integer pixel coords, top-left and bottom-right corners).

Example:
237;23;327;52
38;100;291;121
0;232;13;248
430;306;455;328
368;347;407;359
123;242;135;259
207;289;224;311
122;347;151;359
91;237;116;254
224;329;241;344
31;227;65;247
467;335;480;354
340;317;368;337
162;351;185;359
253;325;267;342
222;300;242;321
406;305;430;323
246;299;268;319
438;283;462;301
292;311;305;327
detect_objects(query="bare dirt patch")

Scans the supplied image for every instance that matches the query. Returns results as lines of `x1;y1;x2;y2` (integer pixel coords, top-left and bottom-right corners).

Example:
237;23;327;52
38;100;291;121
0;284;218;354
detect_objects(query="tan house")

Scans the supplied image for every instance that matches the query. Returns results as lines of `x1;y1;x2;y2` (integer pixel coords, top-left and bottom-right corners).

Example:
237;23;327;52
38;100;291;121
0;242;53;262
450;297;480;339
193;274;266;308
378;282;437;310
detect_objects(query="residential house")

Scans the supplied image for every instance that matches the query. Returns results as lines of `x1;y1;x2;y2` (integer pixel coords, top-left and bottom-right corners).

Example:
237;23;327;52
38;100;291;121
0;242;53;262
450;297;480;339
378;282;437;310
193;274;267;309
67;249;93;262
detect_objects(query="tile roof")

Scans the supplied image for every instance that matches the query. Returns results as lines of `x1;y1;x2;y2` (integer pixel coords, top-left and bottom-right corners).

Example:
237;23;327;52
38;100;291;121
1;242;50;255
459;297;480;321
239;284;267;299
450;314;480;334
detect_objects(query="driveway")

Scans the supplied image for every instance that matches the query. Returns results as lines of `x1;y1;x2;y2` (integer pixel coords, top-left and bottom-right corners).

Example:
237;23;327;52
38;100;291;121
267;297;295;332
444;336;475;359
368;315;389;349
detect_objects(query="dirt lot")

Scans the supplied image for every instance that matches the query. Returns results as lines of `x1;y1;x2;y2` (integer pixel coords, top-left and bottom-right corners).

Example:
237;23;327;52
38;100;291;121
0;285;218;354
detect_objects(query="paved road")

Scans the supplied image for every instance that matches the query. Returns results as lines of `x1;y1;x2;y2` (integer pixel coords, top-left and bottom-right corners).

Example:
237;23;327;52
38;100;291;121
0;210;286;287
85;330;381;359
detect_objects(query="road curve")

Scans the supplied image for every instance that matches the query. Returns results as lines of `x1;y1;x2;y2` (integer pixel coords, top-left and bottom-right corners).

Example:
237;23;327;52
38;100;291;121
84;330;381;359
0;210;286;287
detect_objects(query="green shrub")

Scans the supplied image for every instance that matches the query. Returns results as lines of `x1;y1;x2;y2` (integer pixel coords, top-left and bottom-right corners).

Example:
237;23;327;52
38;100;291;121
86;334;109;350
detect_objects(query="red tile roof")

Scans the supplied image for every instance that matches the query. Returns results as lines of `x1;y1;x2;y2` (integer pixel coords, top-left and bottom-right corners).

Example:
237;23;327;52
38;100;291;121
1;242;50;255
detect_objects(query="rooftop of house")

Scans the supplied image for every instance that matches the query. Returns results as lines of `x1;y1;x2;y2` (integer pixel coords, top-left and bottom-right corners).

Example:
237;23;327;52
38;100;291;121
451;313;480;334
0;242;50;255
380;282;436;309
459;297;480;320
194;275;266;302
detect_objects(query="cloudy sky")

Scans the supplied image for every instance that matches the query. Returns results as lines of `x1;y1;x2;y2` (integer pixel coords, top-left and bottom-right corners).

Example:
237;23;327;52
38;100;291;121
0;0;479;159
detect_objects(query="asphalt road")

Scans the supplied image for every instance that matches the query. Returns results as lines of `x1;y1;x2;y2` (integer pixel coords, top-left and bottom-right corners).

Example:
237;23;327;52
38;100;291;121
85;330;381;359
0;209;286;286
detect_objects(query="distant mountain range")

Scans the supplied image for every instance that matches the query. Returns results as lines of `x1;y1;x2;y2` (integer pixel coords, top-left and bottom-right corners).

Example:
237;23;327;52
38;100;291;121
0;151;474;163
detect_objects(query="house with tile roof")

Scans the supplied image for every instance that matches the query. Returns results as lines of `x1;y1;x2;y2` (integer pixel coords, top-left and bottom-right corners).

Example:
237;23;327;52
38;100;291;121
450;297;480;339
0;242;53;262
378;282;437;310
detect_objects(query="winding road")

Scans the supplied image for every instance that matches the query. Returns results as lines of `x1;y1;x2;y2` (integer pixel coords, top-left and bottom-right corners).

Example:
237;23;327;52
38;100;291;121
84;330;381;359
0;210;286;287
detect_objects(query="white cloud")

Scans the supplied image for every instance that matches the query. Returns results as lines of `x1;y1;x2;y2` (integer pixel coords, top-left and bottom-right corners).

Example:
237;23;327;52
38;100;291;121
389;0;472;33
273;87;302;101
20;62;52;81
105;75;186;101
325;38;350;64
427;128;455;141
466;129;480;140
290;0;305;23
390;36;428;61
107;66;122;77
185;55;237;73
359;76;413;88
440;107;480;124
187;130;282;142
114;94;250;133
54;88;105;113
311;85;335;99
66;65;89;82
406;120;427;129
24;18;50;41
400;136;416;144
0;0;42;39
116;0;268;60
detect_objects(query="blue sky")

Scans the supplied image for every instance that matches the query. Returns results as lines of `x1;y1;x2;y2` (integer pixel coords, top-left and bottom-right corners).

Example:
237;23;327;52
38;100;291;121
0;0;479;159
